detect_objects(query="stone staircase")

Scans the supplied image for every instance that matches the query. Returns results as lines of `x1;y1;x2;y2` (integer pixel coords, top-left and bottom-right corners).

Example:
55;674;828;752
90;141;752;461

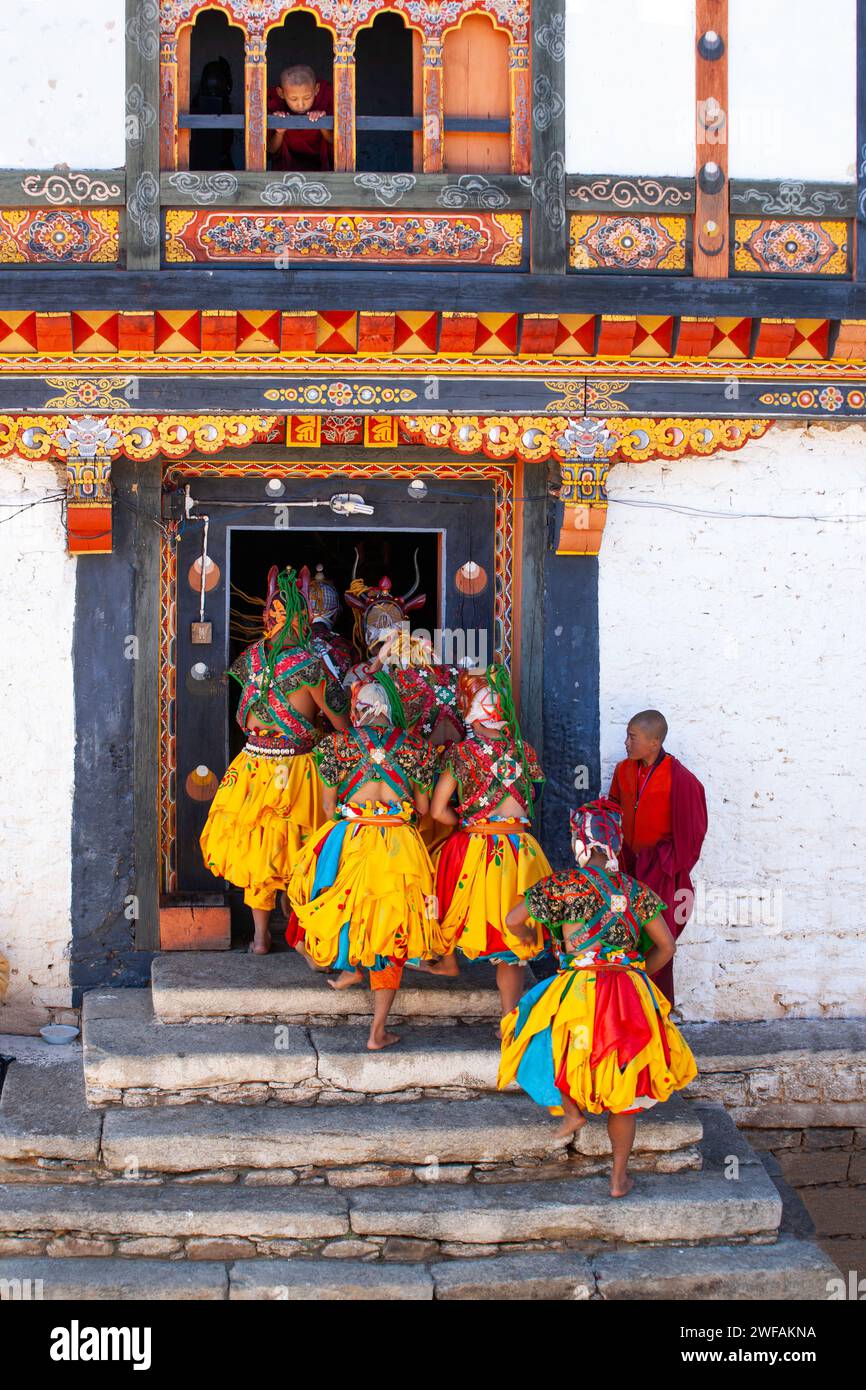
0;953;840;1300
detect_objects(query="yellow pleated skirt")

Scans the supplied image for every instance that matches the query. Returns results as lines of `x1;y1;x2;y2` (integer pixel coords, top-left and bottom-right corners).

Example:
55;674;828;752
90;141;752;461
435;827;551;962
499;964;698;1116
199;749;323;908
288;808;449;971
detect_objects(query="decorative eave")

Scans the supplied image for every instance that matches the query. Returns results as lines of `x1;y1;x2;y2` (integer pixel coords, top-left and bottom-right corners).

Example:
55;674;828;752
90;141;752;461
0;306;865;377
1;410;773;558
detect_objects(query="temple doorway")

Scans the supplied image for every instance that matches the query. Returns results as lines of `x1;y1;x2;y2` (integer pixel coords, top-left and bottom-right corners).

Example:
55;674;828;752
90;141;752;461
166;467;504;917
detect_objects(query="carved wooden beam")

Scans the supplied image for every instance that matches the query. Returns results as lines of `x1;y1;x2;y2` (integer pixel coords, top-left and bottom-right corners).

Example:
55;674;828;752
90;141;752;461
529;0;566;273
125;0;161;270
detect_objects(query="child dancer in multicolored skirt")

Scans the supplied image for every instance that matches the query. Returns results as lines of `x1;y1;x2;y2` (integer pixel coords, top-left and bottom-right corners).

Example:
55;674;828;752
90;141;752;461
287;674;447;1050
200;566;347;954
428;665;551;1017
498;797;698;1197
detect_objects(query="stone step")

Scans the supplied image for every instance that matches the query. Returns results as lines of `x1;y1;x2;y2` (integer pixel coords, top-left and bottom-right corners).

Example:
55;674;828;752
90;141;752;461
0;1156;782;1257
0;1166;779;1256
431;1237;839;1300
151;951;506;1024
83;990;510;1105
99;1094;702;1178
0;1237;836;1301
0;1054;703;1183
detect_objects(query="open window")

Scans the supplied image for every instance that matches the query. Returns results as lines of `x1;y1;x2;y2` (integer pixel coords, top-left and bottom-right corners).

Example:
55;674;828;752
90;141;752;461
443;15;511;174
355;13;418;173
181;10;245;171
162;2;529;178
266;12;335;172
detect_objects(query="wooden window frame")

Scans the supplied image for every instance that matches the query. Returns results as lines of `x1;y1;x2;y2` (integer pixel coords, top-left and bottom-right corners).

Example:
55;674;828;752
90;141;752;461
159;0;530;177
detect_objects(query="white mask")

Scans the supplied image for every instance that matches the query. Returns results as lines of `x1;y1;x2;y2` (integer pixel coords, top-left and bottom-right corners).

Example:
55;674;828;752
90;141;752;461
466;688;505;729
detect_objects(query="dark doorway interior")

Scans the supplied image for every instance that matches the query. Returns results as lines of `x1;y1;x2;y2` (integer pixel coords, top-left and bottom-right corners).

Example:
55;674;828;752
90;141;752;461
355;13;414;172
227;526;441;759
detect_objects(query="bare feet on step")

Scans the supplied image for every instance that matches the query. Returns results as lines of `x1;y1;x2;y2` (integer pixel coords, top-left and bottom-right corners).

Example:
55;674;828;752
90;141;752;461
552;1112;586;1143
422;956;460;978
367;1031;400;1050
610;1173;634;1199
327;969;364;991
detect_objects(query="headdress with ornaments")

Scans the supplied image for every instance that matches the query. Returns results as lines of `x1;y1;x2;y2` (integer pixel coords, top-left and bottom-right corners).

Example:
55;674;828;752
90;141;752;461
298;563;341;630
350;671;407;729
377;626;434;671
345;548;425;655
569;797;623;871
260;565;311;696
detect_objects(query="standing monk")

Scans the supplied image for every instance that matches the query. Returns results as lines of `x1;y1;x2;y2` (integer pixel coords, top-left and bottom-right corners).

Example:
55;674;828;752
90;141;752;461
608;710;707;1006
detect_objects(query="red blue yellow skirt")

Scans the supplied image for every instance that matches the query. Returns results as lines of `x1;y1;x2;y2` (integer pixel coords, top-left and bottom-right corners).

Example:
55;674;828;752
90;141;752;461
287;802;448;974
498;962;698;1116
199;747;322;910
435;821;551;963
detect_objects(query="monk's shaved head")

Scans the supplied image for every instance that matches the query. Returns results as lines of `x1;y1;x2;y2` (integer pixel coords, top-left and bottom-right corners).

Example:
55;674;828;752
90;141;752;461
628;709;668;743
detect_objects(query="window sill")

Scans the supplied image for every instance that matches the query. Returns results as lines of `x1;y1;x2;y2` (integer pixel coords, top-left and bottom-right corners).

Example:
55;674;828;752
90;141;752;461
160;170;531;211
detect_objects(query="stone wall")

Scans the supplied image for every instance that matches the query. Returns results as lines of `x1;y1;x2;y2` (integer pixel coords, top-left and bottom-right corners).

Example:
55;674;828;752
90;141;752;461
599;423;866;1022
0;457;76;1033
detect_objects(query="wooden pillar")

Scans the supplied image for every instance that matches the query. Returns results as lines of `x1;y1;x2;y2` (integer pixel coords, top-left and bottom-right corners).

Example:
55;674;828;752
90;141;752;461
422;38;444;173
857;0;866;280
159;37;178;172
177;27;192;172
245;26;267;172
694;0;729;278
333;34;356;171
125;0;161;270
509;44;531;175
530;0;566;273
132;464;162;952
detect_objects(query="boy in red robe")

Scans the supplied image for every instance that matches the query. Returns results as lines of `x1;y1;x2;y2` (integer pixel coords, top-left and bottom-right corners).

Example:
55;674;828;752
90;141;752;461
267;64;333;172
608;710;707;1006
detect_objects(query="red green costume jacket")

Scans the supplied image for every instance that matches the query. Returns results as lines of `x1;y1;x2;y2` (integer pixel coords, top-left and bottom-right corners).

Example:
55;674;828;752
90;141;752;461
315;726;436;804
525;866;665;968
229;640;340;751
393;666;463;743
445;732;544;821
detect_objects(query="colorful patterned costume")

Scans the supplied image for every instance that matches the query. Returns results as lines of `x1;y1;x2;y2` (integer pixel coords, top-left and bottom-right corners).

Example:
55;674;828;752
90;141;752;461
287;723;447;988
499;800;697;1116
200;569;341;911
435;667;551;963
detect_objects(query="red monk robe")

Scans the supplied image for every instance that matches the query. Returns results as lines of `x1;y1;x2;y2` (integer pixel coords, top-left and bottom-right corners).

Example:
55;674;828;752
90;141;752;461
609;750;708;1006
267;81;333;172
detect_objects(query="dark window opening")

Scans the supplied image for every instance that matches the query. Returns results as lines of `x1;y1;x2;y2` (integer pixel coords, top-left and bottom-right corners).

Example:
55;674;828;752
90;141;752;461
188;10;244;171
266;12;335;172
355;13;416;173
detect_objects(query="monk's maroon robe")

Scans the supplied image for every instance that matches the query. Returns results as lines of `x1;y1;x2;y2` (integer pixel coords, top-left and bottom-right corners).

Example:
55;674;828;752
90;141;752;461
612;754;708;1006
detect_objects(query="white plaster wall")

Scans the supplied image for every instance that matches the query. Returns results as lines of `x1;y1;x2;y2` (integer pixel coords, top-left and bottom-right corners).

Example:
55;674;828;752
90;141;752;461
598;424;866;1023
0;457;75;1033
729;0;857;181
0;1;126;169
564;0;696;175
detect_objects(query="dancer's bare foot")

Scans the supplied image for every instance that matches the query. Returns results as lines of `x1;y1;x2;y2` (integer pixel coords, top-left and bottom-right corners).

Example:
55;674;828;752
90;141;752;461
422;956;460;978
367;1030;400;1050
327;969;364;991
553;1112;586;1142
248;940;271;955
610;1173;634;1199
